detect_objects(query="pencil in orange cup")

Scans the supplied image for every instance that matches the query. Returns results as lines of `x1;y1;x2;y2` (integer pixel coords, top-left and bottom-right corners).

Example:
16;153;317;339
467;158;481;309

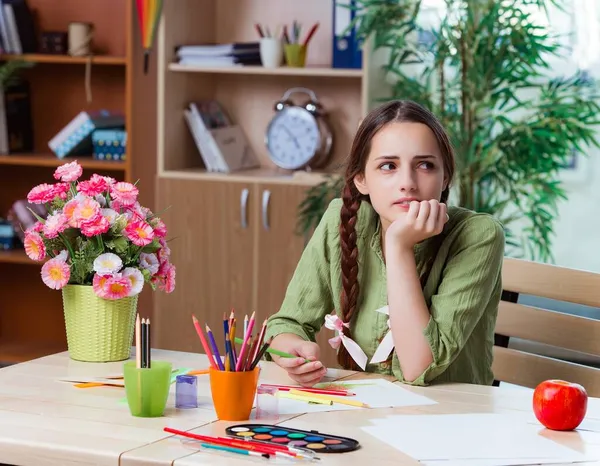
192;315;218;370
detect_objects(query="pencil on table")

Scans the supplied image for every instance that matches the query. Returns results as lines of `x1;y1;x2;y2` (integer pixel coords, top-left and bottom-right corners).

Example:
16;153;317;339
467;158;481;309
289;389;369;408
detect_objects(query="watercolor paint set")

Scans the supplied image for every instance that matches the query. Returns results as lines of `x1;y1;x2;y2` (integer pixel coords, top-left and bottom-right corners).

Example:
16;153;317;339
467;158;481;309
225;424;360;453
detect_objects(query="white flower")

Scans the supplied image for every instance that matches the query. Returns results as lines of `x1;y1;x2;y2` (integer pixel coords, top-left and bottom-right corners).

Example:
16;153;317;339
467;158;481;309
139;252;159;275
122;267;144;296
95;194;107;207
101;208;119;225
93;252;123;275
56;250;69;262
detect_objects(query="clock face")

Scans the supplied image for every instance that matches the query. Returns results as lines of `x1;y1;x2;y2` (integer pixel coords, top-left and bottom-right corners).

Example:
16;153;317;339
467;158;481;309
266;107;321;170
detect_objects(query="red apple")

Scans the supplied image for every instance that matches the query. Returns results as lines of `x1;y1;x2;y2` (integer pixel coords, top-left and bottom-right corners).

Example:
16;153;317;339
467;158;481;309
533;379;588;431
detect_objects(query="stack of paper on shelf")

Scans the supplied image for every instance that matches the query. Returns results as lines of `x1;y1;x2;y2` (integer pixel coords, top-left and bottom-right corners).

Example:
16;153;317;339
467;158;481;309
176;42;261;67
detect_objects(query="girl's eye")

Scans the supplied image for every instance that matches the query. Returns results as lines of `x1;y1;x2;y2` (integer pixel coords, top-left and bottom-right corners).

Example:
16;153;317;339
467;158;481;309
379;162;395;171
418;161;434;170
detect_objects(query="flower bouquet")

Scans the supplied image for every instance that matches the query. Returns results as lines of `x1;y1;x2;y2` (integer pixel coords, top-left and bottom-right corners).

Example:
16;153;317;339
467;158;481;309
23;161;175;362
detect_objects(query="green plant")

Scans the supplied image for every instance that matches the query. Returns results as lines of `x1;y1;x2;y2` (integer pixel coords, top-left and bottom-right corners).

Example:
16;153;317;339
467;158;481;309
297;0;600;262
0;59;31;87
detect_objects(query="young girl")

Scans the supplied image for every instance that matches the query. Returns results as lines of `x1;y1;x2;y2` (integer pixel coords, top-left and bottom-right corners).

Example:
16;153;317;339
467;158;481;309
265;100;505;387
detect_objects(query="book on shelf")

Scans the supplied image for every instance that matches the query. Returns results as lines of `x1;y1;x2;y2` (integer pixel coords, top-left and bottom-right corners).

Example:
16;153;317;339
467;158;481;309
48;110;125;159
184;100;259;173
175;42;261;67
0;79;33;154
0;0;37;54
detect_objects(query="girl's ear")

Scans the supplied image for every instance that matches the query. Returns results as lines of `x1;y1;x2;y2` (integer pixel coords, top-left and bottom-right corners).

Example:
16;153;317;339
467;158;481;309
353;174;369;195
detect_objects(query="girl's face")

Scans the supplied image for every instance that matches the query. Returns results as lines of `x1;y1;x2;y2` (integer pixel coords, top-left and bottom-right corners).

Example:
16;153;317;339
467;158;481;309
353;121;448;232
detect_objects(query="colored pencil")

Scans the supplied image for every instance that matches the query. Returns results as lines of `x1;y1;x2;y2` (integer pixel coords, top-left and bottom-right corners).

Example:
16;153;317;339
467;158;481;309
254;23;264;38
278;391;333;405
303;22;319;47
205;325;225;371
259;384;354;396
234;337;310;363
249;340;271;370
163;428;295;458
146;318;151;368
186;369;210;376
135;313;141;369
229;317;237;364
250;321;267;364
283;25;290;44
192;315;218;369
141;318;147;368
289;389;369;408
235;312;254;371
200;443;270;459
225;334;235;371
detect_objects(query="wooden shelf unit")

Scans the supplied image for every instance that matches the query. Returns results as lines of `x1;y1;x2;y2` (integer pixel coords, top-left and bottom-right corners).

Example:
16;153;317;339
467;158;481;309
152;0;385;368
1;53;127;65
0;0;159;365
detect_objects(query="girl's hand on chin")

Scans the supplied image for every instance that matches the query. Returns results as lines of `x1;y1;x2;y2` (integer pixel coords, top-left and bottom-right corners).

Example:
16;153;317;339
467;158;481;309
386;200;448;249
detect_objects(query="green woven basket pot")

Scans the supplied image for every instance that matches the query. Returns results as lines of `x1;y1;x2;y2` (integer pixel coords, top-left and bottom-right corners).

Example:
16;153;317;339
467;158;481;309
61;284;138;362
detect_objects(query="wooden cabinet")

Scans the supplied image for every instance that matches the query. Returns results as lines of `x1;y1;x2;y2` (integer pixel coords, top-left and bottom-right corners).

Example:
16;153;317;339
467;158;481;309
154;178;255;353
255;183;309;318
154;177;341;368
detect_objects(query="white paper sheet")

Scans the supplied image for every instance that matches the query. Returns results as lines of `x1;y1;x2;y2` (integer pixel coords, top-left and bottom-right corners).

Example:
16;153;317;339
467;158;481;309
270;378;436;415
361;413;594;464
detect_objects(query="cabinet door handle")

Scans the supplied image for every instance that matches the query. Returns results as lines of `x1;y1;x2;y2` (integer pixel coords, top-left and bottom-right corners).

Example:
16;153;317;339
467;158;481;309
262;189;271;230
240;188;249;229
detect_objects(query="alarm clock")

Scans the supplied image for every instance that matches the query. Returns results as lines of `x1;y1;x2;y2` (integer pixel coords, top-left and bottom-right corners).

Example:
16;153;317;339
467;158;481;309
265;87;333;170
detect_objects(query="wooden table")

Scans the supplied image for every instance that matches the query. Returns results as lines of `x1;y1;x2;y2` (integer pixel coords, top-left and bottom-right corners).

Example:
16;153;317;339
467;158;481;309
0;349;599;465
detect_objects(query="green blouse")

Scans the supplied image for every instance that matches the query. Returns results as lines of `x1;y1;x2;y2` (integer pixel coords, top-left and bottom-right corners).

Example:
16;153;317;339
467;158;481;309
265;198;505;386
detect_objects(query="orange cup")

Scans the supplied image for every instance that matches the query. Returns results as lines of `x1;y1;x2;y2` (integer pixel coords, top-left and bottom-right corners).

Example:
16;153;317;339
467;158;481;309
209;367;260;421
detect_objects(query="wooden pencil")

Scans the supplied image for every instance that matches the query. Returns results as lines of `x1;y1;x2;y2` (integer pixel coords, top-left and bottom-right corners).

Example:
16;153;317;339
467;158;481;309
135;313;141;369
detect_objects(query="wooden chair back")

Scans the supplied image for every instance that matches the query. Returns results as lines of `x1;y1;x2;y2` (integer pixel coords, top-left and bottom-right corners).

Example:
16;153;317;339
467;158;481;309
493;257;600;395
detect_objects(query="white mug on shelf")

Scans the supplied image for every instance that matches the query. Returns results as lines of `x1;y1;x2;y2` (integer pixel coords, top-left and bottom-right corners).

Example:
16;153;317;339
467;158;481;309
259;37;283;68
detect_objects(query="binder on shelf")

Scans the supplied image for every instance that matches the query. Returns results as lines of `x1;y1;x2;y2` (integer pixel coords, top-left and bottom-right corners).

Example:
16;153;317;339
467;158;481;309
184;100;260;173
332;0;362;69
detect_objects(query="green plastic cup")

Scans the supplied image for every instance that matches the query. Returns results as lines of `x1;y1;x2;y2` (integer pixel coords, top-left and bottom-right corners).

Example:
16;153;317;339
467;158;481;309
123;360;172;417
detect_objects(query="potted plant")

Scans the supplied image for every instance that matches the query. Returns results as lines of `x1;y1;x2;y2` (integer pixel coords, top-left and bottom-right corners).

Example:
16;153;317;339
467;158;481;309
298;0;600;262
24;161;175;362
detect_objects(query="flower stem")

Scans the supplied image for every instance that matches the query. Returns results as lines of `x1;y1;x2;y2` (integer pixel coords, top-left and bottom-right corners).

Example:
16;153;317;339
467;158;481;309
58;232;76;260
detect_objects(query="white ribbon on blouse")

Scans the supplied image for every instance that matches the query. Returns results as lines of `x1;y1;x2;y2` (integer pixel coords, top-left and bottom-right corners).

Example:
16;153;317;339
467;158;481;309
370;305;395;364
324;314;368;370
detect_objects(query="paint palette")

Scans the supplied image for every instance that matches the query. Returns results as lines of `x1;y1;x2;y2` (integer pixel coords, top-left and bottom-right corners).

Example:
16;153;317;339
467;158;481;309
225;424;360;453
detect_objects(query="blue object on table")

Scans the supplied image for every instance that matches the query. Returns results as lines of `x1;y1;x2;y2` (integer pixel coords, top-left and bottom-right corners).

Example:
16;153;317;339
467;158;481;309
175;374;198;409
92;129;127;162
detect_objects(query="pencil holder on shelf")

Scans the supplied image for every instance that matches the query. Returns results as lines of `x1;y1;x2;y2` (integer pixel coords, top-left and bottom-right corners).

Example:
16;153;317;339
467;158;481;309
123;360;172;417
260;37;283;68
284;44;307;67
209;367;260;421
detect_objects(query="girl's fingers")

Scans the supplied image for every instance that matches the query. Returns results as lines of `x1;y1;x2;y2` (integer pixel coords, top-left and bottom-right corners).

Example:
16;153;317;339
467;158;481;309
415;200;430;229
425;200;439;233
437;203;448;233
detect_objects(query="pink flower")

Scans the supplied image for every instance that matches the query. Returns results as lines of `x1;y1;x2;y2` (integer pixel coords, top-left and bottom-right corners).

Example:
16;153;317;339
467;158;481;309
73;197;102;227
24;231;46;261
53;183;70;200
53;161;83;182
27;183;58;204
124;220;154;246
78;174;109;197
151;218;167;238
122;267;144;296
102;273;132;300
110;182;139;206
92;273;110;298
26;222;43;234
80;215;110;237
41;256;70;290
157;238;170;263
160;263;176;293
42;212;68;239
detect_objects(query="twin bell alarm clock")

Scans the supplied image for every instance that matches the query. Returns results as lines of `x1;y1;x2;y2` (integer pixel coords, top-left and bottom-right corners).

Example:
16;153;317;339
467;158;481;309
265;87;333;170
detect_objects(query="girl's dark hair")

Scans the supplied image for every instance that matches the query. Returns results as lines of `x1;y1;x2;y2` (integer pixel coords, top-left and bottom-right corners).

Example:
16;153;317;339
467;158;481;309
337;100;456;370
